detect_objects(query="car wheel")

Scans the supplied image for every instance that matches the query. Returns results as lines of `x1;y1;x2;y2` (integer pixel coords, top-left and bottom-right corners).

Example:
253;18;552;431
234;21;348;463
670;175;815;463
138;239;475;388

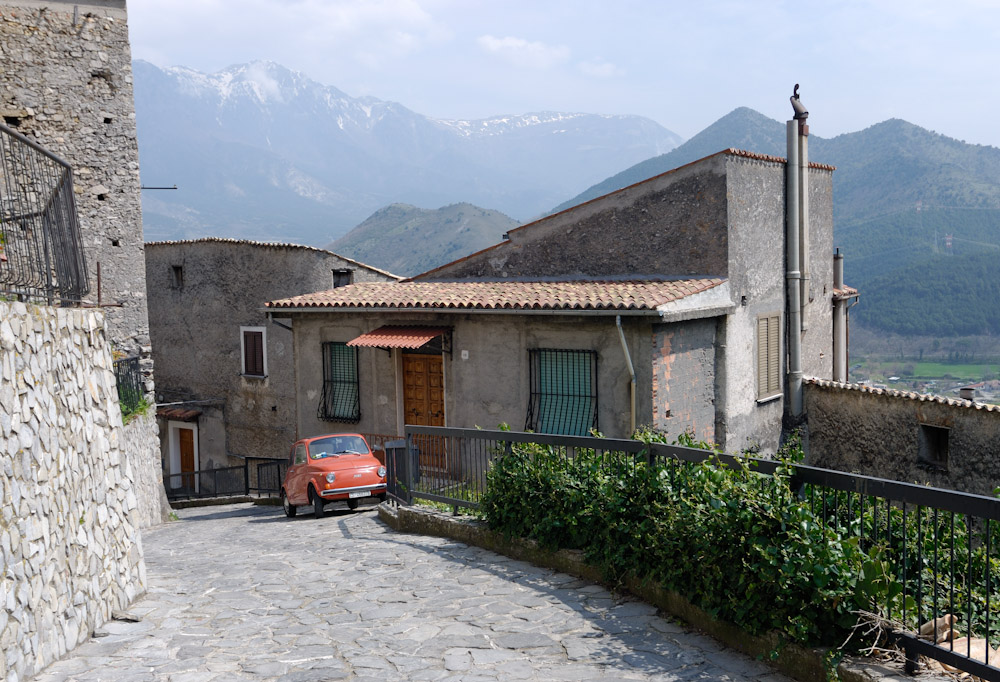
347;498;359;510
281;489;296;518
310;487;324;518
377;493;387;504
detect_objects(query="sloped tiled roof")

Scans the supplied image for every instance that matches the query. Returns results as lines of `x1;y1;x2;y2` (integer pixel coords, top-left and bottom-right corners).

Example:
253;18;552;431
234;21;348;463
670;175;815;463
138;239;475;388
805;378;1000;413
266;279;726;312
144;237;402;280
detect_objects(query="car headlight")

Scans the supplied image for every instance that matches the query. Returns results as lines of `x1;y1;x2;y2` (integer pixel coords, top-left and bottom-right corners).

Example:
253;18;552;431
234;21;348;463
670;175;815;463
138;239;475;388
377;466;386;478
325;472;336;483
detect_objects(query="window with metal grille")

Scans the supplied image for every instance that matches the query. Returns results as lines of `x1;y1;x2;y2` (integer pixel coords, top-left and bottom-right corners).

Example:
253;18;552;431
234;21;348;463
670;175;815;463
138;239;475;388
318;342;360;422
525;349;598;436
241;327;266;377
757;314;781;400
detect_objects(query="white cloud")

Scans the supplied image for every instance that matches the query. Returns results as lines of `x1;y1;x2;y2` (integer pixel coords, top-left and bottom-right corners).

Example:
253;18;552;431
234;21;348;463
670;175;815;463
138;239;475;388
578;59;622;79
477;35;570;69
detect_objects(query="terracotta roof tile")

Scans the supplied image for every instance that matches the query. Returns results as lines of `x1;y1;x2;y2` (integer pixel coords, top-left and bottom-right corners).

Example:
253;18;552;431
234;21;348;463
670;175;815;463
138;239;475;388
805;378;1000;412
267;279;726;312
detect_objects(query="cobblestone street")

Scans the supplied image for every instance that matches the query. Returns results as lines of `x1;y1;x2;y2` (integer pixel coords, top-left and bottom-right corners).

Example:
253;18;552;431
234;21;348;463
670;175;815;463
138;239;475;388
32;503;794;681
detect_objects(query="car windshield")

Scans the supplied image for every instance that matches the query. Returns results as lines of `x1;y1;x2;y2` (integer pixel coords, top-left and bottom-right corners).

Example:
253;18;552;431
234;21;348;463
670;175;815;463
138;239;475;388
308;435;369;459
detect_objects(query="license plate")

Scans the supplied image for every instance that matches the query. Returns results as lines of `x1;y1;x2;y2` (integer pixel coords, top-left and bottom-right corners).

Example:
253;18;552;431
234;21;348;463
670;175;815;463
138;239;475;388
349;491;370;499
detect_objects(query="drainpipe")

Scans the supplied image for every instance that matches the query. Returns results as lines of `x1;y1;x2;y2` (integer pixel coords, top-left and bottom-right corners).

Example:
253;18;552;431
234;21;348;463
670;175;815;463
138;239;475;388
832;249;847;382
616;315;636;435
786;86;806;418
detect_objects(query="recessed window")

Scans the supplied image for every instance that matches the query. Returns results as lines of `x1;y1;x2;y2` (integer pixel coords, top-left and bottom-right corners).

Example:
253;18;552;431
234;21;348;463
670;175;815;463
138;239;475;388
757;314;781;400
171;265;183;288
525;348;598;436
333;269;353;288
241;326;267;378
918;424;949;470
318;342;360;422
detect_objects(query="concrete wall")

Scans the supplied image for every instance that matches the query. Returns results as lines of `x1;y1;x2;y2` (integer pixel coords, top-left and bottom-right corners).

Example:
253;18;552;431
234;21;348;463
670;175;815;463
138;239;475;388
419;152;730;281
1;301;146;682
805;380;1000;497
1;0;165;526
146;239;398;468
290;311;654;441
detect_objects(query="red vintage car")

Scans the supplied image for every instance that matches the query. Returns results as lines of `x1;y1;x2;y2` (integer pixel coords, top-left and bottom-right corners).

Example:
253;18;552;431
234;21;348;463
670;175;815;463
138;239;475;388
281;433;387;518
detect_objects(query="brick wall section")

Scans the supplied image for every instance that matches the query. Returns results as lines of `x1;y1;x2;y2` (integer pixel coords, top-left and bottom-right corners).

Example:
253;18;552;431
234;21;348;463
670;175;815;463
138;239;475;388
804;380;1000;497
651;319;718;441
0;301;146;682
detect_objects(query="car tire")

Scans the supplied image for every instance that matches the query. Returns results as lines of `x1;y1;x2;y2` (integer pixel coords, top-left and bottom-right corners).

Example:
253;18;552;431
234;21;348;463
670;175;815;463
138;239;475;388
310;487;324;518
281;489;296;518
377;493;387;504
347;498;359;510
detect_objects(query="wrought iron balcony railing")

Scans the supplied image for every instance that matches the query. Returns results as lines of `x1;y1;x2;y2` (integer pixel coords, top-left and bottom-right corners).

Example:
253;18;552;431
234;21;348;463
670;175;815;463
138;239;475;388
0;121;89;304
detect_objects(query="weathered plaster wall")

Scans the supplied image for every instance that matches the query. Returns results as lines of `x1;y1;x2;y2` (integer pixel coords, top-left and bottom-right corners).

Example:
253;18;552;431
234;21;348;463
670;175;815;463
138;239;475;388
718;157;836;455
805;380;1000;497
290;311;654;441
0;301;146;682
420;153;730;281
651;318;718;442
146;239;398;465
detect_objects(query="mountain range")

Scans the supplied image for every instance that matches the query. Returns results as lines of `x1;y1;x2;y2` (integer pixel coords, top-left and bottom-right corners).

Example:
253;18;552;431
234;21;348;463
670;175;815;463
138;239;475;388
133;60;680;245
554;107;1000;336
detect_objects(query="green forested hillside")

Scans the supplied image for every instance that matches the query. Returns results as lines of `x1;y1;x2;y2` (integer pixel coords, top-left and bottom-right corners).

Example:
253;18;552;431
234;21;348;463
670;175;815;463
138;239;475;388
552;109;1000;338
328;202;520;276
854;251;1000;336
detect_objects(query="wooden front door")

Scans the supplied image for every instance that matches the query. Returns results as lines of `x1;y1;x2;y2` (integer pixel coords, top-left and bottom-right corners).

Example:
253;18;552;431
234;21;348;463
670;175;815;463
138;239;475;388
179;428;195;490
403;353;445;469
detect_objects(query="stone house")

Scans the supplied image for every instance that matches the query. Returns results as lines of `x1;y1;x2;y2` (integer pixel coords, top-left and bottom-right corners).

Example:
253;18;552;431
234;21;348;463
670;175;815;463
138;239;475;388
267;144;847;455
144;238;399;493
804;380;1000;497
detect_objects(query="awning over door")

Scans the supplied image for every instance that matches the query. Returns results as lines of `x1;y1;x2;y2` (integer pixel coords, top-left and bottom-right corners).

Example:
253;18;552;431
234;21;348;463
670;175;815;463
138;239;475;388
346;326;449;349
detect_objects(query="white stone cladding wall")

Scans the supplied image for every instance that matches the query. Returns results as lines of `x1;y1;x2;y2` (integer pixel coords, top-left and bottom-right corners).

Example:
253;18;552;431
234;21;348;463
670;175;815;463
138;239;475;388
0;301;146;682
119;410;164;530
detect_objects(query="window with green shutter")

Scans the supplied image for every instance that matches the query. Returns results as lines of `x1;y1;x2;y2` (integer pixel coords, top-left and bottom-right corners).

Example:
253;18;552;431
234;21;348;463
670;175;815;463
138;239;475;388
757;314;781;400
318;342;360;422
525;349;598;436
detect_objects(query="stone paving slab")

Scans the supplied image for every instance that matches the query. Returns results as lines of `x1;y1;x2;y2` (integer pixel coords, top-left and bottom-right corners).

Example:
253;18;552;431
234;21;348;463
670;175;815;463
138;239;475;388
31;503;808;681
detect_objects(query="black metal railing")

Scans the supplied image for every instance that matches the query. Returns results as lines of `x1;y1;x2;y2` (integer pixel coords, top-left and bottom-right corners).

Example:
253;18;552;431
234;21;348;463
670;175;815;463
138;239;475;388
249;457;288;497
388;425;1000;680
0;122;89;304
113;355;144;417
165;463;249;501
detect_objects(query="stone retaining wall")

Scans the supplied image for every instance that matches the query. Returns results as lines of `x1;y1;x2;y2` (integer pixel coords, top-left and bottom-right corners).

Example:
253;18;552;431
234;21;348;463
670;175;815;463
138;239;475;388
1;301;147;682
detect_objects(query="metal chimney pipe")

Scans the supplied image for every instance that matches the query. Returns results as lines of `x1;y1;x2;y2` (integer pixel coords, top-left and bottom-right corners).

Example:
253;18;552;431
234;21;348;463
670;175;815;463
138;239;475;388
799;124;810;332
832;250;847;382
786;118;803;416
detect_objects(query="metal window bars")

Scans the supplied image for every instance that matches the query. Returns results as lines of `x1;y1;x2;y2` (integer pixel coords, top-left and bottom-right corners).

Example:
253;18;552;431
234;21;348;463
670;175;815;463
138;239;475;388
0;122;89;304
525;348;598;436
113;355;144;417
317;342;361;422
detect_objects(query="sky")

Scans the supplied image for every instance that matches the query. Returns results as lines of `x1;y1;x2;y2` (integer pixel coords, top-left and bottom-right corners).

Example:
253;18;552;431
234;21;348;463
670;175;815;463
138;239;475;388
128;0;1000;149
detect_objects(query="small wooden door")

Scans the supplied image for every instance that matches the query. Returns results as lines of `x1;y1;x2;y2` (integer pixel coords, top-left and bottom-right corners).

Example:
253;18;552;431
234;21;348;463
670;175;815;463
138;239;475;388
403;353;445;470
179;428;195;490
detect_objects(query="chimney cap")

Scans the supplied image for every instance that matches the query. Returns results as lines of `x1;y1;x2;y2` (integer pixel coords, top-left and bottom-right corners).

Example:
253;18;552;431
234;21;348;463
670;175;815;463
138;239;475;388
791;84;808;121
